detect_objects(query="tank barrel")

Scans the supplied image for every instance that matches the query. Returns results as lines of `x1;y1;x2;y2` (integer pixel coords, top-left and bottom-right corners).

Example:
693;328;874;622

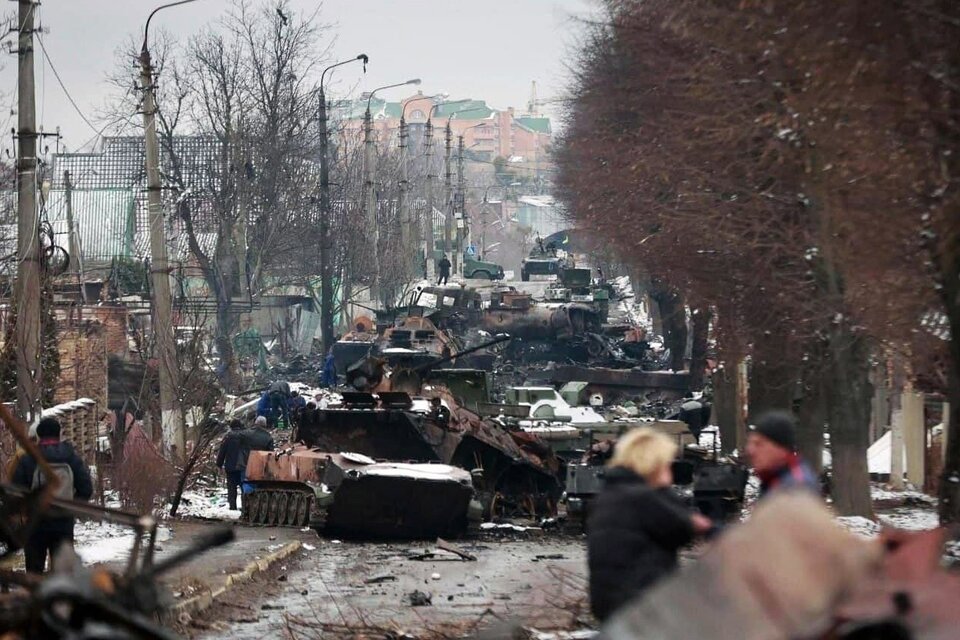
411;333;511;374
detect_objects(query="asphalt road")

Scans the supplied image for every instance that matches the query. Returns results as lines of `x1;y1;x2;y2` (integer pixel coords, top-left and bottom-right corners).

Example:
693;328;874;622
200;530;590;638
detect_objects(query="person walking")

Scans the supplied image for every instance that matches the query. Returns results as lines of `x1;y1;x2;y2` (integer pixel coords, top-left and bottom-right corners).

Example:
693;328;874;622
437;254;452;286
244;416;275;452
321;350;337;387
216;419;248;511
13;417;93;573
587;427;713;622
746;410;819;498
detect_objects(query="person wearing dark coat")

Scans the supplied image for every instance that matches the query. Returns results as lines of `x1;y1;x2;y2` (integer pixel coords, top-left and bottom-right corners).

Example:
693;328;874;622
587;427;712;622
13;417;94;573
244;416;275;452
216;420;248;510
437;254;452;286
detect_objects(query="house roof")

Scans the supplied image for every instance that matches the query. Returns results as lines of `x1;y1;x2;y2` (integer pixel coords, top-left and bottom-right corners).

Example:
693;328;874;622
515;116;552;134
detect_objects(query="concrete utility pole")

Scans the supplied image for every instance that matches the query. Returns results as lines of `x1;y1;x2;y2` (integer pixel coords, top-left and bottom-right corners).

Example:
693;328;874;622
443;122;454;274
318;54;367;353
141;1;193;455
362;79;420;306
423;119;435;279
64;171;86;303
14;0;42;421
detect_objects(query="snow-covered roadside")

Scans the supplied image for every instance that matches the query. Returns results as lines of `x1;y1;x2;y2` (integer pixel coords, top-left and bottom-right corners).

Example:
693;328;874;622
74;519;171;566
172;487;241;521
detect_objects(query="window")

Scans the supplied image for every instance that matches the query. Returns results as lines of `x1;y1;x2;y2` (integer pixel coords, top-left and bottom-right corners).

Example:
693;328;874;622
411;109;425;120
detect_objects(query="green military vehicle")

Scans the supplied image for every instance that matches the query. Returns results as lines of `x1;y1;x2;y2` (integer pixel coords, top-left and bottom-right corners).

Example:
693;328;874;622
462;253;504;280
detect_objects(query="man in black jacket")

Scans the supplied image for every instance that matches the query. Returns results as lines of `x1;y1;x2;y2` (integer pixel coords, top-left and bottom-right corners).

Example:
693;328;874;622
587;427;712;622
14;417;94;573
437;254;452;286
244;416;275;452
216;419;248;510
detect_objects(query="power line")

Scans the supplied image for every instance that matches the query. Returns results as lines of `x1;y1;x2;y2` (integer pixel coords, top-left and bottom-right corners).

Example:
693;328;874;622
35;32;99;137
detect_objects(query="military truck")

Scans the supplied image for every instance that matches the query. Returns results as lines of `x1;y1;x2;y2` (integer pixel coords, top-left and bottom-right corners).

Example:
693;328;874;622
462;253;504;280
520;235;574;281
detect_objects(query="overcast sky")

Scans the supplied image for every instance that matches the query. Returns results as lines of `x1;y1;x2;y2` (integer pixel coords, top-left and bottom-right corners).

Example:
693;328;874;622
0;0;594;152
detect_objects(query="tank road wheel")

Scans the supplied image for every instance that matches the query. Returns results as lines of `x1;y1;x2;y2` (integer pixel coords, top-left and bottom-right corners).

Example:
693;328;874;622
254;492;269;524
277;492;290;525
296;493;310;527
267;491;280;525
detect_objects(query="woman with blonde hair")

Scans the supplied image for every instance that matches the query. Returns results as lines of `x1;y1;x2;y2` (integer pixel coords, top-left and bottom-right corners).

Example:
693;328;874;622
587;427;713;621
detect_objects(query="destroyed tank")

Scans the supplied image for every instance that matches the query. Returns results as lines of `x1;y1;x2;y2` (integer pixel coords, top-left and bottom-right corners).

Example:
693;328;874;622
241;336;563;538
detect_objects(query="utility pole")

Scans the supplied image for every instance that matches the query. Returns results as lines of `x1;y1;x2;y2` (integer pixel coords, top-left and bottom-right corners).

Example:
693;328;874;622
423;120;435;280
456;134;467;272
317;54;367;353
362;78;420;306
64;171;86;303
362;109;380;305
141;6;184;455
14;0;41;420
398;115;411;269
443;122;454;275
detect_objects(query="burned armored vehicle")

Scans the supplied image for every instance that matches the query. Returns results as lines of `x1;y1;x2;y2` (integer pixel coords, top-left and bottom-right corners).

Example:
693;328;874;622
482;287;609;363
241;338;563;538
563;423;748;532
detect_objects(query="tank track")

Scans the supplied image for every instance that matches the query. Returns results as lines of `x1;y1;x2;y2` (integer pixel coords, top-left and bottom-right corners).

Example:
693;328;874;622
240;487;324;528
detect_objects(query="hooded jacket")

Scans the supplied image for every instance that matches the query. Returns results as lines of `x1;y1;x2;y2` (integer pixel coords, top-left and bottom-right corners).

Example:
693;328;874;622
13;440;94;534
587;466;694;622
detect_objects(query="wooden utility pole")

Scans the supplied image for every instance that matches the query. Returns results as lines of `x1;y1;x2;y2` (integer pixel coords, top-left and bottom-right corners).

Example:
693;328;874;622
15;0;42;421
139;34;184;454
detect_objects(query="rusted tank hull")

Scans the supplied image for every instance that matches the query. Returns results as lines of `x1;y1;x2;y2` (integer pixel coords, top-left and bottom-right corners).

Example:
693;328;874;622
243;450;475;539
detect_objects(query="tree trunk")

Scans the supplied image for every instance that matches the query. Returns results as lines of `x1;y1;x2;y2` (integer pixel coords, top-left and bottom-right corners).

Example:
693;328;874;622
939;356;960;524
713;364;739;455
825;326;874;518
215;302;241;392
748;346;797;423
652;287;687;373
689;307;710;391
796;372;826;477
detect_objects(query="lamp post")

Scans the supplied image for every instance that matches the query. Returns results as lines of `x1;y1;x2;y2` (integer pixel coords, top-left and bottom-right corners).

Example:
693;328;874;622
317;54;368;354
363;79;421;306
140;0;198;452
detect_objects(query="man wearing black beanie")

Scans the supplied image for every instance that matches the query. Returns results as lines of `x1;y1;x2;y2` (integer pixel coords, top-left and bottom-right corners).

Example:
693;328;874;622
746;410;818;498
13;417;93;573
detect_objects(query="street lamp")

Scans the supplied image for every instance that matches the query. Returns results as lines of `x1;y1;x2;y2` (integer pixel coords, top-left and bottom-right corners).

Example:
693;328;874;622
317;53;368;354
140;0;201;455
363;78;421;306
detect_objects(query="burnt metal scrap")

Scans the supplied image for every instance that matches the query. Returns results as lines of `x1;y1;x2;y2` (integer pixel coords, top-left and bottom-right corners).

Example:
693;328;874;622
242;334;562;537
0;404;234;640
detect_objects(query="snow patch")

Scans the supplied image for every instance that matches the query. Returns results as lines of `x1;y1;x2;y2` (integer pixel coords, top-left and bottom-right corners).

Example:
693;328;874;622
74;520;171;565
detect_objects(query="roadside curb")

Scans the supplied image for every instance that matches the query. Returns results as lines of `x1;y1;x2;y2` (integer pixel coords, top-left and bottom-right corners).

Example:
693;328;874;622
165;539;302;624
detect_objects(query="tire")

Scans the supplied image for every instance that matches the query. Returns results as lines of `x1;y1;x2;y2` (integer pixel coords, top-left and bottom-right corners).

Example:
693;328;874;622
474;270;491;280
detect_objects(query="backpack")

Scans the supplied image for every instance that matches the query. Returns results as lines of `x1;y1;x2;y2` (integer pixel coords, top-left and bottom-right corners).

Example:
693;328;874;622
32;463;76;501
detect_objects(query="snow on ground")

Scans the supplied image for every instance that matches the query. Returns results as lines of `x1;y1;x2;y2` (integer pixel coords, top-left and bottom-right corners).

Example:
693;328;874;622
74;519;171;565
173;487;241;521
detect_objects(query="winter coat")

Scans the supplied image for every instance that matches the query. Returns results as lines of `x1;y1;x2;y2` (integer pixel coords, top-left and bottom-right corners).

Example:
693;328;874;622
216;430;248;472
587;467;694;622
243;427;274;452
438;258;452;274
13;440;94;534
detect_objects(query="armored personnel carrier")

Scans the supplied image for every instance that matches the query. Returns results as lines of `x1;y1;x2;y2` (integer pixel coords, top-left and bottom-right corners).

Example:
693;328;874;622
241;336;563;537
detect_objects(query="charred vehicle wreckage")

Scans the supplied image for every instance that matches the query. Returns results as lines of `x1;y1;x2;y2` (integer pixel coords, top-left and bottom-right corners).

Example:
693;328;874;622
240;266;747;540
240;337;564;538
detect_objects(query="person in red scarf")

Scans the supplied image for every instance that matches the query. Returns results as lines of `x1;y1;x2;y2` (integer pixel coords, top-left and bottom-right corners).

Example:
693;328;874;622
746;410;819;497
